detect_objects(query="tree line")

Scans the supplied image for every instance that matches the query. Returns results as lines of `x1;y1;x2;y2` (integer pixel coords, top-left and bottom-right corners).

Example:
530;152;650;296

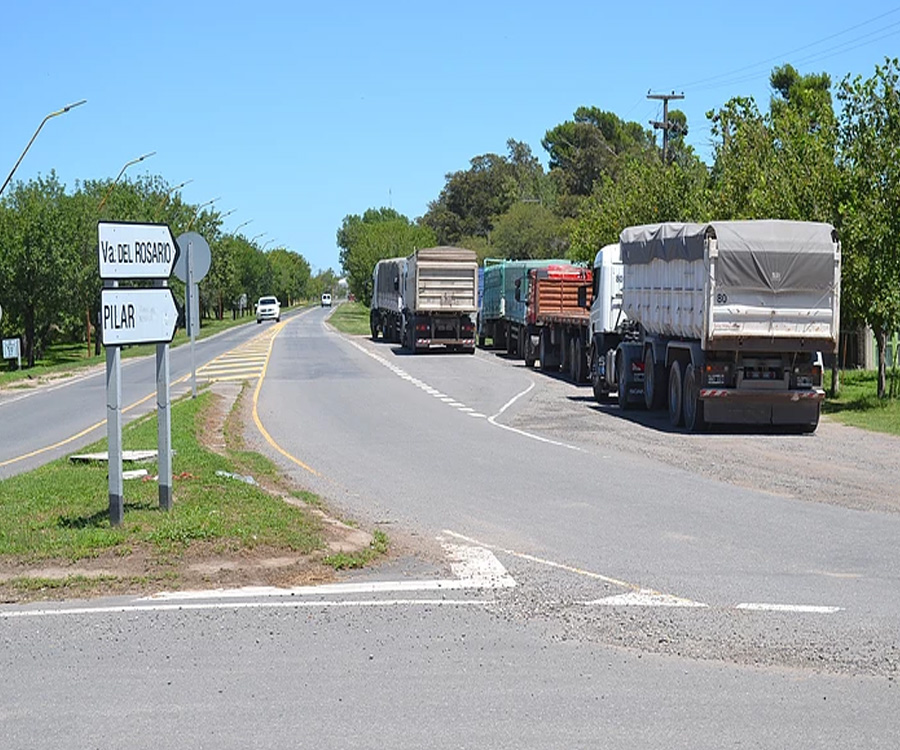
0;173;329;368
337;58;900;397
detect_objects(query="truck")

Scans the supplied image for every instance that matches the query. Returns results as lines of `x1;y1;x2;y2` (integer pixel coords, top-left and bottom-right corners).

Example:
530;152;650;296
479;258;592;382
370;247;479;353
587;220;841;432
370;256;405;343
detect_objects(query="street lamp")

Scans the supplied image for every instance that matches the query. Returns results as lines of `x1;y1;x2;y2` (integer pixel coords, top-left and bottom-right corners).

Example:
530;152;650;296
186;196;220;231
249;232;266;244
262;239;275;250
156;178;193;212
219;209;236;221
98;150;156;212
0;99;87;197
234;219;252;235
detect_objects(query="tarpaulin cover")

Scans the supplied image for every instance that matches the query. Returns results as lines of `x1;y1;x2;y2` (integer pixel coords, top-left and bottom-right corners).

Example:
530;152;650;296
620;220;838;293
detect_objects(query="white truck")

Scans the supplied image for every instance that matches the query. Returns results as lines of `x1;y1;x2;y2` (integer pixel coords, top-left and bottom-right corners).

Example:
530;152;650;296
370;247;479;353
588;220;841;432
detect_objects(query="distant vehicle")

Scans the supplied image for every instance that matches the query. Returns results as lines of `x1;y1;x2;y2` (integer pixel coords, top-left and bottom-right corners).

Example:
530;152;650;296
321;293;332;307
256;296;281;324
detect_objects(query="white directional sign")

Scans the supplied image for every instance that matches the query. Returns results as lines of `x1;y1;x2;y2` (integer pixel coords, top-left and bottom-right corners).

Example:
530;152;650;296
101;288;178;346
98;221;180;280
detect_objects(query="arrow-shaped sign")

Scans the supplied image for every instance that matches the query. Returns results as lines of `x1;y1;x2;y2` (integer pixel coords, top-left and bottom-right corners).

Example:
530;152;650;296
101;288;178;346
98;221;180;280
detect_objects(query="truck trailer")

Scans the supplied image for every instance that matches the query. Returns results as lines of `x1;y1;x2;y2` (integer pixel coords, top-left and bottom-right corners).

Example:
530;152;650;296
478;259;592;381
371;247;479;353
588;220;841;432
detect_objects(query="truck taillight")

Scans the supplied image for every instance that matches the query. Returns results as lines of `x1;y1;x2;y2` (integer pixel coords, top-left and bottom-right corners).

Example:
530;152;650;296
705;363;730;386
631;360;644;374
792;363;822;388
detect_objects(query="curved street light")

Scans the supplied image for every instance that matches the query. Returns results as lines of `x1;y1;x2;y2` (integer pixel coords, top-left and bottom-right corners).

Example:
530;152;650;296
262;239;275;250
186;196;220;231
234;219;252;234
0;99;87;197
98;150;156;212
156;178;193;212
249;232;266;244
219;209;236;221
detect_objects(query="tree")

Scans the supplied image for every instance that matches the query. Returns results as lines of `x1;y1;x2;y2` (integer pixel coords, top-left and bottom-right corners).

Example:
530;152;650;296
0;174;78;367
837;58;900;398
542;107;656;197
422;140;549;245
337;208;435;304
269;248;311;305
490;202;565;261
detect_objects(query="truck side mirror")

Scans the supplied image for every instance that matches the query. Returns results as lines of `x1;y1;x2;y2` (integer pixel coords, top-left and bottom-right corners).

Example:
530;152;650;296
393;276;399;291
514;278;521;302
577;285;588;308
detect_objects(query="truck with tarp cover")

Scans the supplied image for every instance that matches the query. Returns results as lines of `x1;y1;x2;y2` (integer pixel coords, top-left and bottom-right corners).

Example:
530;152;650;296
589;220;840;432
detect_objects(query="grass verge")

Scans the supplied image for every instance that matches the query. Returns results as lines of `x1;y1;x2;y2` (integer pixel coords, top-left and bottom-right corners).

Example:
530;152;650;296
0;383;387;601
327;301;371;336
824;369;900;436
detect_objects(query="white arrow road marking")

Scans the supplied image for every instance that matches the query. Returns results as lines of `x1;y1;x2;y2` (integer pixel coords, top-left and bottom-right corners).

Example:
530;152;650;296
583;590;708;608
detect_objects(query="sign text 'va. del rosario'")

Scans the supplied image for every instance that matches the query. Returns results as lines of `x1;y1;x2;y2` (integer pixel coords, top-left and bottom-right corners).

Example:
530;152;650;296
98;221;180;279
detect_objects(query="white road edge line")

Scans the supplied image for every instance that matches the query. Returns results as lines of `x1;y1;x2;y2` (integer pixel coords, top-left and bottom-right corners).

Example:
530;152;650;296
0;599;489;619
736;603;844;614
341;336;583;452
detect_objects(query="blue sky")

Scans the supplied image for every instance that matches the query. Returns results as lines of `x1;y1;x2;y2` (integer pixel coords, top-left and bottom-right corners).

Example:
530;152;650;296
2;1;898;274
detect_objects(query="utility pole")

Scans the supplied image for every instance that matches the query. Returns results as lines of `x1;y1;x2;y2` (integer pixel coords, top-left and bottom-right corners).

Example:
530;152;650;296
647;91;685;163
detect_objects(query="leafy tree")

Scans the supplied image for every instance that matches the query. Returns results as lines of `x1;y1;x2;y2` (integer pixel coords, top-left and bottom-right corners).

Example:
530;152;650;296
269;247;311;305
490;201;565;261
0;174;77;367
837;58;900;398
422;140;548;245
542;107;656;197
337;208;435;304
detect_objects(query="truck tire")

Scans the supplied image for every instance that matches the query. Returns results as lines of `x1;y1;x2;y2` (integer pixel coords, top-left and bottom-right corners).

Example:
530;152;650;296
683;365;707;432
540;330;558;372
571;338;587;384
617;354;632;409
644;348;667;411
668;360;684;427
591;347;608;403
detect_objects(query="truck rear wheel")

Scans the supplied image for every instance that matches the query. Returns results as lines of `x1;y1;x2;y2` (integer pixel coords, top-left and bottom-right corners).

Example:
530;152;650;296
644;348;667;411
668;360;684;427
683;365;707;432
617;355;632;409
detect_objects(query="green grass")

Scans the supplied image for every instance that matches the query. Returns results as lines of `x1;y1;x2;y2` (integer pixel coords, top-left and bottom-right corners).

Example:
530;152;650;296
0;391;323;564
323;529;390;570
328;301;371;336
824;369;900;435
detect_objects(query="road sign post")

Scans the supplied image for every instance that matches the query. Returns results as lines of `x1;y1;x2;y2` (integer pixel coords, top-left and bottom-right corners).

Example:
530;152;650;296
174;232;211;400
98;221;180;524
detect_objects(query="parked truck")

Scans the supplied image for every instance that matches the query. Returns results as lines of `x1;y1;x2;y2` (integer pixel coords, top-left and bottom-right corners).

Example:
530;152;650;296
479;259;592;381
371;246;479;353
588;220;841;432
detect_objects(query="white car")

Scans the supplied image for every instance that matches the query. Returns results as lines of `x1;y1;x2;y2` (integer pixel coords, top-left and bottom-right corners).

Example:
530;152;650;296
256;296;281;323
321;293;332;307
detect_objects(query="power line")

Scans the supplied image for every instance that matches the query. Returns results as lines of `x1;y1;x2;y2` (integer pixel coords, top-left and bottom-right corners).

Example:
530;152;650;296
672;7;900;92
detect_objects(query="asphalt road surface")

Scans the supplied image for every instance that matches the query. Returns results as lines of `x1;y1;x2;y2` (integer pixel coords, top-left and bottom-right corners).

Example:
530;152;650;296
2;307;898;748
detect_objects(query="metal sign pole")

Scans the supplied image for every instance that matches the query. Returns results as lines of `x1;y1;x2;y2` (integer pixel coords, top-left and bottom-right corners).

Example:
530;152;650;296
105;280;124;526
155;279;173;511
187;239;198;398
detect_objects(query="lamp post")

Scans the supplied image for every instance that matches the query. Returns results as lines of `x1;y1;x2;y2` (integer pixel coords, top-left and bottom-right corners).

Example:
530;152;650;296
234;219;252;235
97;151;156;212
219;209;236;221
249;232;266;245
156;178;193;213
186;197;220;231
262;239;275;250
0;99;86;198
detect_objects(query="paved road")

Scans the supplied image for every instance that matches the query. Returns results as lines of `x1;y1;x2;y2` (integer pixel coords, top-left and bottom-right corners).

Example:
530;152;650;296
2;306;898;747
0;309;304;478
